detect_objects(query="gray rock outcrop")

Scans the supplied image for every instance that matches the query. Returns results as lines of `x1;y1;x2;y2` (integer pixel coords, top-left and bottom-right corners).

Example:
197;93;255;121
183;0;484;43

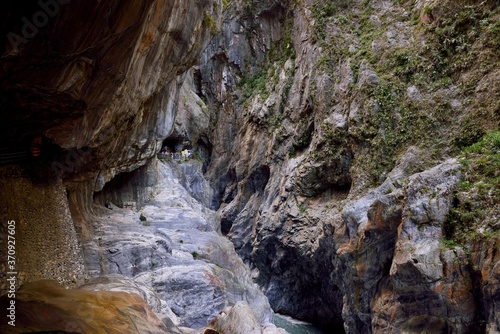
83;158;281;331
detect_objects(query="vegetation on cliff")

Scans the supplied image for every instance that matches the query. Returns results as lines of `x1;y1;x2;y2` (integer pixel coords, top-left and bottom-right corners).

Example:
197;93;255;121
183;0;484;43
446;130;500;244
200;0;499;331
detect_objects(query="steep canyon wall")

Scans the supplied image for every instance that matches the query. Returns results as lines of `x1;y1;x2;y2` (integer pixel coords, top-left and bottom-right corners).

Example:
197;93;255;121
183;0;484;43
197;0;500;333
0;0;499;333
0;2;287;332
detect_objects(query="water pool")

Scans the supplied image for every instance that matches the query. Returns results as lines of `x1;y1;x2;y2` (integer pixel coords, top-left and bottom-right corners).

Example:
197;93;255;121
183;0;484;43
274;314;328;334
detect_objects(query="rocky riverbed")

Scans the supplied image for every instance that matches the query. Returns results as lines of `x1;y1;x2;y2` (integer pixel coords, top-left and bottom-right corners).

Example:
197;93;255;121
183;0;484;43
82;158;287;333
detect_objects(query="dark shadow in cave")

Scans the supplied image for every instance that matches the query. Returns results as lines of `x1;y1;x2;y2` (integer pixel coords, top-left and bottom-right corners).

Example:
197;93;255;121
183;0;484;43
93;164;152;211
221;218;233;236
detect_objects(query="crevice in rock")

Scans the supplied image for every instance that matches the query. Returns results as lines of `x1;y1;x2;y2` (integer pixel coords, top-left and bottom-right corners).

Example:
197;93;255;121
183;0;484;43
193;67;204;97
162;136;192;153
196;134;212;173
213;167;237;210
221;218;233;236
251;228;346;332
245;165;271;196
469;259;487;333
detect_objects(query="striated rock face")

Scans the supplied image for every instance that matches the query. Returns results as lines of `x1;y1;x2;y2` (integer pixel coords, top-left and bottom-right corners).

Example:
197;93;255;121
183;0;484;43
1;156;284;332
1;0;285;332
339;157;472;333
81;158;281;331
194;0;500;332
1;0;219;175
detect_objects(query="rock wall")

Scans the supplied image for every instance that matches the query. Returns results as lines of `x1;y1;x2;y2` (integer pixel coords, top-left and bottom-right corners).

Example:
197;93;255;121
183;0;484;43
80;158;283;332
0;0;221;288
195;0;500;332
1;0;498;333
0;164;84;288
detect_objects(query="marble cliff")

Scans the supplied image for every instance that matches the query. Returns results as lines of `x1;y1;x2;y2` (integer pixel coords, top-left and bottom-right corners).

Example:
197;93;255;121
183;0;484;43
0;0;499;333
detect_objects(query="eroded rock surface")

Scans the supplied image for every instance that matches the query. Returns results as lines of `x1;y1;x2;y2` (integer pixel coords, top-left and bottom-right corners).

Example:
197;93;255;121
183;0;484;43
0;280;172;334
1;0;499;333
0;0;223;292
206;301;288;334
194;0;500;332
83;159;280;331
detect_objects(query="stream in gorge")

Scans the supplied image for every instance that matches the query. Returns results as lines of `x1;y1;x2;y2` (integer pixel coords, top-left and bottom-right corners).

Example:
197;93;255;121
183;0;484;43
274;314;328;334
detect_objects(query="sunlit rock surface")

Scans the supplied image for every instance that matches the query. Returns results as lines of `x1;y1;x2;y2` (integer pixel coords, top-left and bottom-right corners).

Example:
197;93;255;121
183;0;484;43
0;280;173;334
83;159;280;331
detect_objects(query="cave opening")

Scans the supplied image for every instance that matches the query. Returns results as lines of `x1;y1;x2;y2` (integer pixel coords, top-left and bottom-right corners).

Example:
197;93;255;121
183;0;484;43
161;136;192;153
93;164;151;211
193;67;204;97
246;165;271;195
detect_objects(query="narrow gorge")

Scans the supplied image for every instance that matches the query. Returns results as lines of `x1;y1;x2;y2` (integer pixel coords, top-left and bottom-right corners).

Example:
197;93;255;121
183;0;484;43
0;0;499;333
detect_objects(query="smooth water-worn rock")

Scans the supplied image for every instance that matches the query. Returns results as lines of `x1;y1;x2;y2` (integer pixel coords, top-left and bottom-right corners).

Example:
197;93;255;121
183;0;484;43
0;0;222;293
82;159;280;331
206;302;288;334
0;280;172;334
1;0;220;176
80;274;181;329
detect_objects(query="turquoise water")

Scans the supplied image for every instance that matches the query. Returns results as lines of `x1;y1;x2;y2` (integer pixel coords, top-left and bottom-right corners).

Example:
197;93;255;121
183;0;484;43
274;314;328;334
